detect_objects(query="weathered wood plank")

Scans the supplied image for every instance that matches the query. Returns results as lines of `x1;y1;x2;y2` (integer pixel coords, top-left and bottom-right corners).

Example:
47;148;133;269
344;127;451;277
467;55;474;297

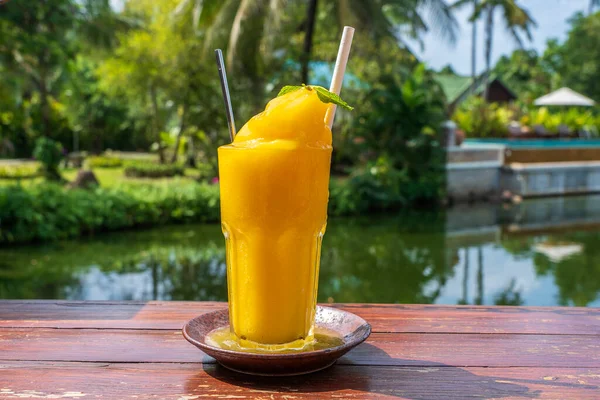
0;362;598;399
1;301;599;335
0;329;598;367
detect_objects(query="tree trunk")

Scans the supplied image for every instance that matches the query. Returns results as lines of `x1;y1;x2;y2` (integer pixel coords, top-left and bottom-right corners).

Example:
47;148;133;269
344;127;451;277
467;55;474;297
301;0;318;84
38;39;52;138
170;104;187;164
186;135;197;168
39;78;51;138
149;84;165;163
483;5;494;102
470;0;478;92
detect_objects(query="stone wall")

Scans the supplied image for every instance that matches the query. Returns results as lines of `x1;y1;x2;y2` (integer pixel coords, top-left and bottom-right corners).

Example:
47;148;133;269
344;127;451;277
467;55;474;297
446;144;505;202
502;162;600;197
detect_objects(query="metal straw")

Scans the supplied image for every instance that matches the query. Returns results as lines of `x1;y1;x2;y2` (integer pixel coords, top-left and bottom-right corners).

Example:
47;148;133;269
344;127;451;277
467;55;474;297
215;49;236;142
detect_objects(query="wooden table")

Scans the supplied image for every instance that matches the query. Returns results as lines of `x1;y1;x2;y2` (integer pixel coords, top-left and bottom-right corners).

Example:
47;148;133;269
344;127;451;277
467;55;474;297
0;301;599;399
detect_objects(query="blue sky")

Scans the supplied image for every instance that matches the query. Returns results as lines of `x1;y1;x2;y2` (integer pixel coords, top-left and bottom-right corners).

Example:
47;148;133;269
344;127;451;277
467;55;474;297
408;0;592;75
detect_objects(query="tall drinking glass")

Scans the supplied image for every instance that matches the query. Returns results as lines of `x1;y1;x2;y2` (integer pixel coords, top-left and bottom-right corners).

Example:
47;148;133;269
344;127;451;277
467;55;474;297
218;143;332;348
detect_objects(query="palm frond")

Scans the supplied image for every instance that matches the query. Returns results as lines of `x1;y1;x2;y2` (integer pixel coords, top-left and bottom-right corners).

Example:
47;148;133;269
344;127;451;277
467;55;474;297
226;0;253;69
200;0;237;60
420;0;459;45
192;0;203;29
450;0;476;9
173;0;194;18
451;0;483;22
348;0;395;39
260;0;286;57
499;0;536;47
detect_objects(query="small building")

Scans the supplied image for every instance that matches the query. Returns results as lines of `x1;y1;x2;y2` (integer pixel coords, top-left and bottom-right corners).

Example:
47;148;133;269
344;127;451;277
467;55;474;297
435;74;517;114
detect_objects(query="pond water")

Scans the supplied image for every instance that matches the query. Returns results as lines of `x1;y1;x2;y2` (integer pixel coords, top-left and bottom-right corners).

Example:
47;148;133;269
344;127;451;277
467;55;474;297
2;195;600;307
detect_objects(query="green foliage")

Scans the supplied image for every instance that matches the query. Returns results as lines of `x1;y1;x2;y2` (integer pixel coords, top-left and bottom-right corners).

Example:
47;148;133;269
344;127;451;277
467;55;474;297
329;155;443;216
329;158;405;215
562;108;597;133
453;98;519;138
343;64;446;204
454;100;599;137
549;12;600;103
520;107;559;134
87;156;123;169
0;0;124;147
124;161;185;178
0;164;39;180
0;181;220;244
63;57;144;153
493;49;555;103
0;79;25;158
493;12;600;105
33;137;64;180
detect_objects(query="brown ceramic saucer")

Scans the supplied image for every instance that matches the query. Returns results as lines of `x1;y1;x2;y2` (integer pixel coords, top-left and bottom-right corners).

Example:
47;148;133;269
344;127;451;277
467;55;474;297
182;306;371;376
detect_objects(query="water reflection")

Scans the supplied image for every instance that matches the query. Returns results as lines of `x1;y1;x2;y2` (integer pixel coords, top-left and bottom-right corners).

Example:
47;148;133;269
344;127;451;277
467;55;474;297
2;195;600;306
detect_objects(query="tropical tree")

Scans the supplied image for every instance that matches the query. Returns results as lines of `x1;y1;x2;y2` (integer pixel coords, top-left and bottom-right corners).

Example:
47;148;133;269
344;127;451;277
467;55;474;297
471;0;479;88
547;12;600;101
173;0;459;84
0;0;129;147
101;0;226;164
493;49;554;102
451;0;479;91
453;0;536;101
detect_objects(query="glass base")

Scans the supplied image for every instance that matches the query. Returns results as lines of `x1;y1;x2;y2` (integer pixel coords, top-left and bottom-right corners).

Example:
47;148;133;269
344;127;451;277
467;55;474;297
206;326;343;354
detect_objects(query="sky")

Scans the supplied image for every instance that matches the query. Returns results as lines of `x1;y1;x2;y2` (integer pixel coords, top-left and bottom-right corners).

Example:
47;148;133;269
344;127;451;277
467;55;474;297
408;0;593;75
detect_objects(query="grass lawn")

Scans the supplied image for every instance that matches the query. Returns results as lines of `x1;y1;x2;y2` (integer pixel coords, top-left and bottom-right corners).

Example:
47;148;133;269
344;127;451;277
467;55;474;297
1;166;204;188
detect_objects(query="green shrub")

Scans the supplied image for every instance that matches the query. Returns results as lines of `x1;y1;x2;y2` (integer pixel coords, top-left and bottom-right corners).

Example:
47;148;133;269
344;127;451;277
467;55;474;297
87;156;123;169
194;162;218;182
521;107;597;135
0;180;220;244
328;156;443;216
124;161;184;178
455;99;599;137
33;137;64;181
453;98;518;138
0;164;39;179
346;64;446;205
2;158;445;244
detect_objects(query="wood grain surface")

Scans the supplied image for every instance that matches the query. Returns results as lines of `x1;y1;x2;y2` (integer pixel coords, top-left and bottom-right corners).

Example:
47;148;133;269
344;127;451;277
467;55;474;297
0;301;599;399
1;301;598;334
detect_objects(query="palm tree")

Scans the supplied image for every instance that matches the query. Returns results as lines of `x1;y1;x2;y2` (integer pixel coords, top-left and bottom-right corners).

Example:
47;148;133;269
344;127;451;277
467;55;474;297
301;0;319;84
451;0;478;92
453;0;536;101
471;0;478;88
173;0;458;83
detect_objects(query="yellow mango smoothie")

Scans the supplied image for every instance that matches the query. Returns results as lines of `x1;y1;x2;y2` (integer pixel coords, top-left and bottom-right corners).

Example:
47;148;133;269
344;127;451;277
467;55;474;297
218;86;343;347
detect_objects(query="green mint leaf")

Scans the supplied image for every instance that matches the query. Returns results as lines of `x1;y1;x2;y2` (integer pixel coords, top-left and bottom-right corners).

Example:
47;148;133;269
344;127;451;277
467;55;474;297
277;85;302;97
277;85;354;111
313;86;354;111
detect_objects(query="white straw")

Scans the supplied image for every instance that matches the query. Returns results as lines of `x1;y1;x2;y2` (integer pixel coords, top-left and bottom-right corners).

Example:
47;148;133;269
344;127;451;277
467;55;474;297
325;26;355;129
